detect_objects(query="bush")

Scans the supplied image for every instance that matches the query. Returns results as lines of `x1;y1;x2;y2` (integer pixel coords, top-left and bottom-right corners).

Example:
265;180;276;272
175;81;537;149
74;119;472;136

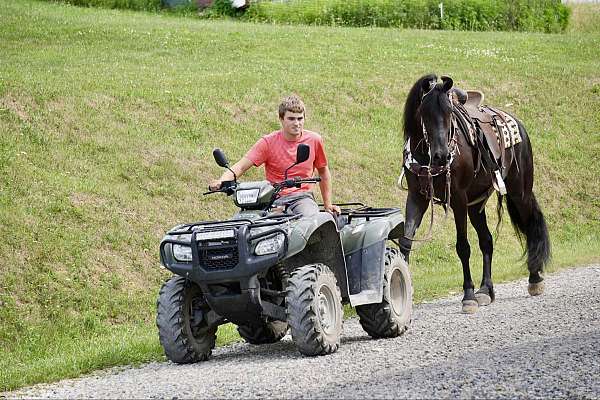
199;0;247;17
49;0;163;12
242;0;570;33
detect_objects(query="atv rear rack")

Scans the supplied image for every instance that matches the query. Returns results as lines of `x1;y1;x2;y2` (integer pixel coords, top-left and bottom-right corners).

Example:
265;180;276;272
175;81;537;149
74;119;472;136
324;202;402;224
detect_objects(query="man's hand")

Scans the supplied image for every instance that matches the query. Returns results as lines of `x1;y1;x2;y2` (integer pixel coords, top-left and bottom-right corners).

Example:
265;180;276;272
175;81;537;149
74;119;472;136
324;203;341;215
209;180;222;192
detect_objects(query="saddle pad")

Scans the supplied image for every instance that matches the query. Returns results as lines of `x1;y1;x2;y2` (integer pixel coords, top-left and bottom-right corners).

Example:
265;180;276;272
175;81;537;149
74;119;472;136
492;111;522;149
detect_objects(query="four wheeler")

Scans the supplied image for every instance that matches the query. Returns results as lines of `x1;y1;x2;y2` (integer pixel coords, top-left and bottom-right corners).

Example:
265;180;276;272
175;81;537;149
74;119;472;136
156;144;412;362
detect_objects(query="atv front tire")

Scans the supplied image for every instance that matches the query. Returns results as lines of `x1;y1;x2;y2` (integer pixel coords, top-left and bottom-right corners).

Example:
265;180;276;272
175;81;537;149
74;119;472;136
286;263;343;356
356;248;413;338
156;276;217;363
237;321;288;344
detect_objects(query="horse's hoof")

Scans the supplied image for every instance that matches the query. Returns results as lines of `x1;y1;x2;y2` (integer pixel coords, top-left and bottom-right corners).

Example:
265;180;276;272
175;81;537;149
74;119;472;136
475;292;492;306
528;281;545;296
462;300;479;314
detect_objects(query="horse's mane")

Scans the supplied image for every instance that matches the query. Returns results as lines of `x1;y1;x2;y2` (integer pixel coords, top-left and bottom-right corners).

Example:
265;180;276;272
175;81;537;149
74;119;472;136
403;73;437;141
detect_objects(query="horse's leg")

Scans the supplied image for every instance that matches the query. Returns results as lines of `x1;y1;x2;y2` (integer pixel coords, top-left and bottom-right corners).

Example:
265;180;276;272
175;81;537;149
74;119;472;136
503;122;551;296
452;194;477;314
399;191;429;264
468;204;495;306
505;192;550;296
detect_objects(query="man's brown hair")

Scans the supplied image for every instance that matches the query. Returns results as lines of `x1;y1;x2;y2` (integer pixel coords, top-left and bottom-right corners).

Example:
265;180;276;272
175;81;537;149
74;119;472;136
278;94;305;119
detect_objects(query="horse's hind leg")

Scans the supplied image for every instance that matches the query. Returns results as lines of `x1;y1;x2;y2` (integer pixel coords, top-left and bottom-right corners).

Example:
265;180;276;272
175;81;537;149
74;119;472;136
504;123;551;296
505;193;550;296
468;204;495;306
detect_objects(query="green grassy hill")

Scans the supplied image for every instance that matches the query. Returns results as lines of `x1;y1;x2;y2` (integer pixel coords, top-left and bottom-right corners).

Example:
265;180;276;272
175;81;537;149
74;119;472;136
1;0;599;391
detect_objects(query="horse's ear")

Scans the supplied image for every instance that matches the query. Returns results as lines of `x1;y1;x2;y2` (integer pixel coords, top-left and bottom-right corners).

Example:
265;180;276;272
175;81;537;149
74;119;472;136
441;76;454;92
421;76;437;94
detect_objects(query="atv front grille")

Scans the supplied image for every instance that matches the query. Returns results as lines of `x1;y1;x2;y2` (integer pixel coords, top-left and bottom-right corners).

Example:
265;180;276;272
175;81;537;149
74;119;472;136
197;239;238;270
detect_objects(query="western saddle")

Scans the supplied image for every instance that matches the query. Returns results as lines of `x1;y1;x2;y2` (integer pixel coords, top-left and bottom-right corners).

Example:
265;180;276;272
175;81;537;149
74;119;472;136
450;87;523;196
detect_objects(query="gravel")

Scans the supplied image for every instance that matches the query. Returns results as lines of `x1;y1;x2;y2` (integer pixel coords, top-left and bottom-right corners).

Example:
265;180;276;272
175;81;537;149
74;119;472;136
5;264;600;399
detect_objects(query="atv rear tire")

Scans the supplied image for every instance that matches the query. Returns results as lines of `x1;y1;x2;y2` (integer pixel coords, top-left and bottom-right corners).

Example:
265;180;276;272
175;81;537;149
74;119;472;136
286;263;343;356
156;276;217;363
237;321;288;344
356;248;412;338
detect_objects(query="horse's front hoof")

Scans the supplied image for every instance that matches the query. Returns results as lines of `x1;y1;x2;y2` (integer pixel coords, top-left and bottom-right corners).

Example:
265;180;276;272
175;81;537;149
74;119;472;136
475;292;492;306
528;281;545;296
462;300;479;314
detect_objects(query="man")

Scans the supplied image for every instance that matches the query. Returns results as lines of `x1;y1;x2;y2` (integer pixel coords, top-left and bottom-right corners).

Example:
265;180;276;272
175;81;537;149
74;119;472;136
209;94;341;216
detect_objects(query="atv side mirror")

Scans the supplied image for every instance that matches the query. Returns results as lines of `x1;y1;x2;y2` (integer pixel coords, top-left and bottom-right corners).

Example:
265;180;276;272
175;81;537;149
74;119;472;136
213;148;229;168
213;148;237;182
284;144;311;180
296;144;310;164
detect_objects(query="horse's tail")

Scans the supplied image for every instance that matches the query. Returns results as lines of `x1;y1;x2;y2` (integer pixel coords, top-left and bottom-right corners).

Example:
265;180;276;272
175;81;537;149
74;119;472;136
495;193;504;241
505;193;551;274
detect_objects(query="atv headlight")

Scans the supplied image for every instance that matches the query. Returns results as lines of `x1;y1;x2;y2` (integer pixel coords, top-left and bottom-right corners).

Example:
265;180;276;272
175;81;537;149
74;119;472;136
255;233;285;256
236;189;260;205
172;234;192;262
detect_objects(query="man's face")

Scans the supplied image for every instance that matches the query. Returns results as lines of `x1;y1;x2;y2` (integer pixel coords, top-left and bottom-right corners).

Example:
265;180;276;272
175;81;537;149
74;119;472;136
280;111;304;138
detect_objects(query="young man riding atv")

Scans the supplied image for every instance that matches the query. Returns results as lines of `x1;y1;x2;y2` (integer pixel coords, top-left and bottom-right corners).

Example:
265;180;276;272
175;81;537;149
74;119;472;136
156;94;412;363
209;94;341;217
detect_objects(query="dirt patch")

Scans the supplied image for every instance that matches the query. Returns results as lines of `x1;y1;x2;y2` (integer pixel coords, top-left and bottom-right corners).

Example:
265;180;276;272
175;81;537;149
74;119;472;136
69;192;109;209
85;94;116;110
0;94;33;122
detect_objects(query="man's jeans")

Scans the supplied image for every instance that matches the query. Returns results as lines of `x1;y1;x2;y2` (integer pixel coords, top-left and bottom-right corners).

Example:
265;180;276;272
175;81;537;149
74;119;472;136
273;193;319;217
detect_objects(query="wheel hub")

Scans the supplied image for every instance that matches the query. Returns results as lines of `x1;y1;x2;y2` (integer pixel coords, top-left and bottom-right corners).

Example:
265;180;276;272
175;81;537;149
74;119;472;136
390;269;406;316
318;285;337;334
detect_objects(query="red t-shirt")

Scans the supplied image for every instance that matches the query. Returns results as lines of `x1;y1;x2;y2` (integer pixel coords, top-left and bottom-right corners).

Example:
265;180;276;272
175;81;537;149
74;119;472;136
245;130;328;196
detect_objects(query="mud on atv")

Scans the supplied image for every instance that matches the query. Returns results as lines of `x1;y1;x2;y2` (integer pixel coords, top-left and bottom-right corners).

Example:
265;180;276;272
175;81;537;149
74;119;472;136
157;144;412;362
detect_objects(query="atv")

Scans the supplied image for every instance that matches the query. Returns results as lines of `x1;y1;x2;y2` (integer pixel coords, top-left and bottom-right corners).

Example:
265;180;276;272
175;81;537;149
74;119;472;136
157;144;412;362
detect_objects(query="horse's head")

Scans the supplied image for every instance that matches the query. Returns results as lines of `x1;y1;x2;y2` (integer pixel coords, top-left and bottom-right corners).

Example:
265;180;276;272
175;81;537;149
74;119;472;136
404;74;454;167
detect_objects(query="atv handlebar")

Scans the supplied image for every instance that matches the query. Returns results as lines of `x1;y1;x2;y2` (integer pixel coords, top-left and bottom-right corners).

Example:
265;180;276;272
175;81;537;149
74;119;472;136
203;177;321;196
275;176;321;190
203;180;236;196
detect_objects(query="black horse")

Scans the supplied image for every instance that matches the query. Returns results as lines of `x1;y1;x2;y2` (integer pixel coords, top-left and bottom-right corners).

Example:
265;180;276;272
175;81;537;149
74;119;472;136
399;74;551;313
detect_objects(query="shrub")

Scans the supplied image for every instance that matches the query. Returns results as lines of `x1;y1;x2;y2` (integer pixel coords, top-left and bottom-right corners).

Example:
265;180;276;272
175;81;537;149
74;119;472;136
199;0;247;17
49;0;163;12
242;0;570;33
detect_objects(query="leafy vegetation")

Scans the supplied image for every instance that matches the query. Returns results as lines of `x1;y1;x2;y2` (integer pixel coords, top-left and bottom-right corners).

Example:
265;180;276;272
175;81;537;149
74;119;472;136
43;0;570;33
49;0;162;11
239;0;570;33
1;0;599;392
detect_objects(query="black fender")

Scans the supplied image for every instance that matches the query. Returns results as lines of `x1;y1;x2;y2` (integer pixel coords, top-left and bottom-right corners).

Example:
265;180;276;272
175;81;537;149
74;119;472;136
340;210;405;306
282;212;349;303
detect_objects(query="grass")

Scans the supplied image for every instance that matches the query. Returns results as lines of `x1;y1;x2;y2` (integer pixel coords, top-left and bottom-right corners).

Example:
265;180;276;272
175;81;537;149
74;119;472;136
1;0;599;392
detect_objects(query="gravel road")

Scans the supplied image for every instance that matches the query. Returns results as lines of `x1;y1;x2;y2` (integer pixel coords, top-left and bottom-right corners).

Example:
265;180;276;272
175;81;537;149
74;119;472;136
5;264;600;399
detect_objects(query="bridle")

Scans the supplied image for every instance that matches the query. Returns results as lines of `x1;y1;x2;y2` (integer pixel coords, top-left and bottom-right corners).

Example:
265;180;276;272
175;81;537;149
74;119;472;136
396;88;458;247
400;89;458;205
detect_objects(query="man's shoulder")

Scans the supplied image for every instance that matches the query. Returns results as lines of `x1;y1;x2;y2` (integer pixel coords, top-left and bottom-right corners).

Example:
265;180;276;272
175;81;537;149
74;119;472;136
260;130;282;142
302;130;323;141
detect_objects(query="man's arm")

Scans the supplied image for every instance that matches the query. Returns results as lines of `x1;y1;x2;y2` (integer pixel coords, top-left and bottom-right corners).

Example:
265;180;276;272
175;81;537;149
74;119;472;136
316;165;341;214
209;156;254;191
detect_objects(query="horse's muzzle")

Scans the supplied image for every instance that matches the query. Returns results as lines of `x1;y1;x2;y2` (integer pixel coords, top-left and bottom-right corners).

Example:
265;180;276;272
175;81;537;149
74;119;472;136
432;151;451;167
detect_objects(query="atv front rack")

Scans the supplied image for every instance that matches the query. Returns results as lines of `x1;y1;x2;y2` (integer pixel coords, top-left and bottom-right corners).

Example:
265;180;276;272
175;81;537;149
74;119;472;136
160;212;304;276
166;212;303;236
